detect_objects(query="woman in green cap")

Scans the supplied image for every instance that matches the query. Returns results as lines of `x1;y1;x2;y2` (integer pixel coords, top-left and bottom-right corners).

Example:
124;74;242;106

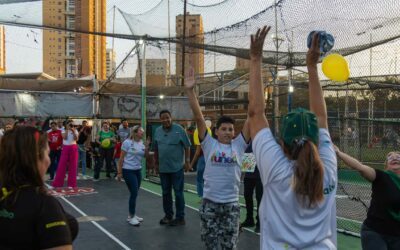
248;28;337;249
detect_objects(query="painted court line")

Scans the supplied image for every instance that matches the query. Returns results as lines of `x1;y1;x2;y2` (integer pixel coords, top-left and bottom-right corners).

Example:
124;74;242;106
46;184;131;250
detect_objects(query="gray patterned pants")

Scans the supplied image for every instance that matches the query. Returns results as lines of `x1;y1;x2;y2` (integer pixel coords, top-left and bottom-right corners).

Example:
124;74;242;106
199;199;240;250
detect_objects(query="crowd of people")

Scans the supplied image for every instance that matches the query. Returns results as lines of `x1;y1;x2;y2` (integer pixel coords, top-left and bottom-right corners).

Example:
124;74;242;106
0;27;399;250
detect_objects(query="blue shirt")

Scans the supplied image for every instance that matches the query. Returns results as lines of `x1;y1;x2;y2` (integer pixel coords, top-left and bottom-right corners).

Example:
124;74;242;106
153;123;191;173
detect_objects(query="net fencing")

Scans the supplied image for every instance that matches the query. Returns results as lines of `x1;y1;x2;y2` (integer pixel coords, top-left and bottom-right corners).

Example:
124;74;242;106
2;0;400;237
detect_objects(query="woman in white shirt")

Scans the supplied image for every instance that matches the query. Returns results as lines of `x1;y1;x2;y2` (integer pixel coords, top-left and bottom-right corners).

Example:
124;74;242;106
117;125;149;226
52;120;79;188
248;28;337;249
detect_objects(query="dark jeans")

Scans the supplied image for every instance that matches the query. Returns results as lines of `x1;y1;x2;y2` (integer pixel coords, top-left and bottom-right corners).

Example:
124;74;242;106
243;177;263;225
361;223;400;250
49;150;61;179
123;169;142;216
94;147;114;179
159;169;185;220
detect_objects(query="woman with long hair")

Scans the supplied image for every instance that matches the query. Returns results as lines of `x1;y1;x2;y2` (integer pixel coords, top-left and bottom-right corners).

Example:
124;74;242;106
248;27;337;249
52;120;79;188
117;125;149;226
335;148;400;249
0;126;78;249
95;121;115;180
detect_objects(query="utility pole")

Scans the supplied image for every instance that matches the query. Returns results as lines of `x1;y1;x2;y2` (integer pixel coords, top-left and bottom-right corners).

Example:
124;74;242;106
181;0;188;87
272;0;283;135
168;0;171;86
138;40;146;178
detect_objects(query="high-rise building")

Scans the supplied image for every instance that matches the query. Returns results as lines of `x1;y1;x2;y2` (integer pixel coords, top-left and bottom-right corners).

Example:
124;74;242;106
175;13;204;83
0;26;5;74
106;49;116;78
135;59;169;86
43;0;106;79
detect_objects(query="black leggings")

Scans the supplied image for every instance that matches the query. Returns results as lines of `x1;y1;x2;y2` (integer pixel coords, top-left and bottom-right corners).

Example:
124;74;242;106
94;147;114;179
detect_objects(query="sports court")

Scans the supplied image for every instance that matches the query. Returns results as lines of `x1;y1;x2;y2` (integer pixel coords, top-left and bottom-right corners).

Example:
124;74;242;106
50;173;361;250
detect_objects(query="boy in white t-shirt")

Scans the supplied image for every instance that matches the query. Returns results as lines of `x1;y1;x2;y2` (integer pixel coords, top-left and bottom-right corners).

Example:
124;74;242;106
184;68;250;250
248;27;337;249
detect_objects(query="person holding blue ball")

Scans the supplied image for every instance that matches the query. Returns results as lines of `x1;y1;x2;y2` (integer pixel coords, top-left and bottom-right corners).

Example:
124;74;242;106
248;27;337;249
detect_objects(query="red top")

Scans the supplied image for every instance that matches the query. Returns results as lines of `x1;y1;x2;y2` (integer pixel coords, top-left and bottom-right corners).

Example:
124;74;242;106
48;130;63;151
114;142;122;158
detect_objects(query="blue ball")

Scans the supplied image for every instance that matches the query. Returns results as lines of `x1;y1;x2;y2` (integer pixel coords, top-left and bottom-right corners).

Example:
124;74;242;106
307;31;335;56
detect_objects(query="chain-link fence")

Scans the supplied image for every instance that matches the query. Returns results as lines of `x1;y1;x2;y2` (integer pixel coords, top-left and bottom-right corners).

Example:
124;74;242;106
267;78;400;236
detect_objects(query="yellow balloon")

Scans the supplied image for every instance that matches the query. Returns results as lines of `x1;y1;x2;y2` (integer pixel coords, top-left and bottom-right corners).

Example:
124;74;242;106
322;53;350;82
193;127;212;145
101;138;111;148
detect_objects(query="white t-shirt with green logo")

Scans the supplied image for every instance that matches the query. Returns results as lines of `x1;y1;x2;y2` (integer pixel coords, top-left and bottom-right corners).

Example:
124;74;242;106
253;128;337;250
201;133;248;203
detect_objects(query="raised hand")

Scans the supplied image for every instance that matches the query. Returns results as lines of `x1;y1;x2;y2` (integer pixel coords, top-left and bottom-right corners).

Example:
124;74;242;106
250;26;271;59
306;33;320;66
184;66;196;90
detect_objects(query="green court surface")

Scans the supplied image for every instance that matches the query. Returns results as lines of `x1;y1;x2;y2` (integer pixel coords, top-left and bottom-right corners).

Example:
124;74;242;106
141;180;362;250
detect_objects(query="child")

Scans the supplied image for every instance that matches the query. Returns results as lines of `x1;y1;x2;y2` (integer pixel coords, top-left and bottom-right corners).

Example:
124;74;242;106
114;136;122;179
184;67;250;250
89;141;101;181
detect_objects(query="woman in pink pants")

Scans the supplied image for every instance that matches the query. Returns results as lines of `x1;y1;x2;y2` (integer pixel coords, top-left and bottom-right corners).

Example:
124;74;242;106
52;120;79;188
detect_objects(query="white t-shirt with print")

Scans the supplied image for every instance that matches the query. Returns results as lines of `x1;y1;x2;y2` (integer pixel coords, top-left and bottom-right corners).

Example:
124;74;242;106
201;133;248;203
121;139;145;170
253;128;337;250
63;130;78;145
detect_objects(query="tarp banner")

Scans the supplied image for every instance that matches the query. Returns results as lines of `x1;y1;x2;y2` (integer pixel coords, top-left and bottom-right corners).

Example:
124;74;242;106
99;94;192;120
0;91;93;117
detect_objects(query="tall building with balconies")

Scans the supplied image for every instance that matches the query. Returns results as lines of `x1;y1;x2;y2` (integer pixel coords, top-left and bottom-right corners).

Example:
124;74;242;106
106;49;116;78
0;26;5;74
175;13;204;82
43;0;106;79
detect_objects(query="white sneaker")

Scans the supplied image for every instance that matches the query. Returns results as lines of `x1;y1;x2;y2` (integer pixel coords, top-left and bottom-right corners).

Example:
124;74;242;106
128;217;140;226
134;215;143;222
126;216;131;222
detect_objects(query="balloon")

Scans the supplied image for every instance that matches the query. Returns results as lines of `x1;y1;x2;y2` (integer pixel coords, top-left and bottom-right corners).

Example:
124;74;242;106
101;138;111;148
322;53;350;82
193;127;212;145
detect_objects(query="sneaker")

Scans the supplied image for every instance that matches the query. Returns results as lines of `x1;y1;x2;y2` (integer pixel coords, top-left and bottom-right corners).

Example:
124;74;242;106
128;217;140;226
169;218;185;226
92;178;100;182
159;217;172;225
134;215;143;222
126;216;132;222
240;219;255;228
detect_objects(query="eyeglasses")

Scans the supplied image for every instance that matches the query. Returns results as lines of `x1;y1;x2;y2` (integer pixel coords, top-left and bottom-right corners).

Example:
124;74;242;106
387;153;400;162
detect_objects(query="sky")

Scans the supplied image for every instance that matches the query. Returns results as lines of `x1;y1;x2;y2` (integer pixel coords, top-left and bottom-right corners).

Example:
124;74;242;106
3;0;272;77
2;0;400;79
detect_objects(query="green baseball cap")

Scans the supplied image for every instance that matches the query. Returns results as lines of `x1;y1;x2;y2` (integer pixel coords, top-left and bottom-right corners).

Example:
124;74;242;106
280;108;319;147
